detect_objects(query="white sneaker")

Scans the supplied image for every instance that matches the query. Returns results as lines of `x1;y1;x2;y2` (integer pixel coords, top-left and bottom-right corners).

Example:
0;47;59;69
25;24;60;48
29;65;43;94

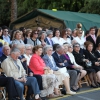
66;91;76;95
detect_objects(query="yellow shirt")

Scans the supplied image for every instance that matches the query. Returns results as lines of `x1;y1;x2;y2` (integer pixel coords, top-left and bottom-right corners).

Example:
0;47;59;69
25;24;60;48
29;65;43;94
0;39;8;45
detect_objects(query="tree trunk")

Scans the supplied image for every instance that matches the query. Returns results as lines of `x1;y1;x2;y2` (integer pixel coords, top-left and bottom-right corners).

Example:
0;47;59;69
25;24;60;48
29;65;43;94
11;0;17;22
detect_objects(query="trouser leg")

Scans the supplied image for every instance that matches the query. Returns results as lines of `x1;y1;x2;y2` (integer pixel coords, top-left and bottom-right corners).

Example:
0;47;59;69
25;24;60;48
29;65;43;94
15;80;24;100
68;70;77;87
25;77;40;96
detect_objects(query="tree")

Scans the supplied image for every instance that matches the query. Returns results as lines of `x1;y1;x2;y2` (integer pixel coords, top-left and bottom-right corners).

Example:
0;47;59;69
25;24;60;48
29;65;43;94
11;0;17;22
79;0;100;14
0;0;10;26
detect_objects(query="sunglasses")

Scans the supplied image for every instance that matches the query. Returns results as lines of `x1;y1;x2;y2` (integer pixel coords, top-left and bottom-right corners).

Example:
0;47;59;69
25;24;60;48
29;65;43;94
4;31;8;32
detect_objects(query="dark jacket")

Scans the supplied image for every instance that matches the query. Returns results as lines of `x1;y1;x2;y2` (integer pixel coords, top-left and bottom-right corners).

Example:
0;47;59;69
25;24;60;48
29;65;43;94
84;50;98;66
45;37;54;46
52;52;71;68
18;55;32;74
0;54;7;63
73;50;84;66
94;50;100;58
96;36;100;48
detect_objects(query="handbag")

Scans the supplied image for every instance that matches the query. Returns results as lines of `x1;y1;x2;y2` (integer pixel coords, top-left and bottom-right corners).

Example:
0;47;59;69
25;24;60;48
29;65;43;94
85;61;92;68
44;69;53;75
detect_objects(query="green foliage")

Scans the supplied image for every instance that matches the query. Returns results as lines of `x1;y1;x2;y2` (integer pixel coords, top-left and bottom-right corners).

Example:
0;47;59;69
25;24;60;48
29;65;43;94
17;0;85;17
0;0;100;26
79;0;100;14
0;0;10;26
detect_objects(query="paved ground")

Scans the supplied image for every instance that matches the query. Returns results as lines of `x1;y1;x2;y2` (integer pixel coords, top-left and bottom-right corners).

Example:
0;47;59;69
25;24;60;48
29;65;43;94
49;85;100;100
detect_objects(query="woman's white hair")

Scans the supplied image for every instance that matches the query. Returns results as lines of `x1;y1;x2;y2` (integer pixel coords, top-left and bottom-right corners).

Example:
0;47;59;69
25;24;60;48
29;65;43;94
43;45;52;54
25;44;33;49
15;43;25;49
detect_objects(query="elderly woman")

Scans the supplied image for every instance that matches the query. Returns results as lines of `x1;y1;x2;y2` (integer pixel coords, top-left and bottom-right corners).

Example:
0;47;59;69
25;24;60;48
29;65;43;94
84;42;100;87
29;45;60;98
42;45;76;95
38;31;47;47
63;43;87;90
12;30;24;47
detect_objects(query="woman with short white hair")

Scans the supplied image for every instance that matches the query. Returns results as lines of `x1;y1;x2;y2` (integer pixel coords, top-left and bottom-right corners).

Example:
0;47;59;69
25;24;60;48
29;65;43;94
42;45;76;95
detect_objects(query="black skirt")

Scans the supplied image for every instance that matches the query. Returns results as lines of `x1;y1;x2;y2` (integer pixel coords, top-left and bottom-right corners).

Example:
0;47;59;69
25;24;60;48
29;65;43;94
85;67;96;74
92;66;100;73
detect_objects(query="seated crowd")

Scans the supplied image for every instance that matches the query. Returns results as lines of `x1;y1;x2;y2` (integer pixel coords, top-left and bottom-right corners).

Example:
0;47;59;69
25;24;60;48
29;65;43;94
0;23;100;100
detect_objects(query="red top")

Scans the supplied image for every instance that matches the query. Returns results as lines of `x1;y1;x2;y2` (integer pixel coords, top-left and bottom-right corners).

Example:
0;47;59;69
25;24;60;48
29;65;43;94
29;54;45;75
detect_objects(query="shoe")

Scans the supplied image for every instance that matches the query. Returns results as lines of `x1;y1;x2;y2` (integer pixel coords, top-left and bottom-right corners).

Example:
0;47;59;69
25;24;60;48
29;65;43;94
75;87;80;91
26;96;32;100
71;88;77;92
66;91;76;95
34;97;42;100
95;83;100;87
91;84;98;88
47;94;59;99
71;87;80;92
97;82;100;86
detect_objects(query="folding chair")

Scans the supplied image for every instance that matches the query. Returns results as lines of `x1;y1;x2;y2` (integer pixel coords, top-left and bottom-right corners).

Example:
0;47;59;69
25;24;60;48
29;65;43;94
0;87;6;100
78;75;90;87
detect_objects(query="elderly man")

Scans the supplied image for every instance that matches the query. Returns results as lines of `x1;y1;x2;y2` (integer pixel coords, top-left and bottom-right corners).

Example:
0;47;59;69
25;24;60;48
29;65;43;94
0;45;10;63
16;44;43;90
1;48;41;100
52;45;79;91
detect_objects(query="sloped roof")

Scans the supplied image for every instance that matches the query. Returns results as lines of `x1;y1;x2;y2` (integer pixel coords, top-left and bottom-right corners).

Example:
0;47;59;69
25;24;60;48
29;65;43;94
10;9;100;30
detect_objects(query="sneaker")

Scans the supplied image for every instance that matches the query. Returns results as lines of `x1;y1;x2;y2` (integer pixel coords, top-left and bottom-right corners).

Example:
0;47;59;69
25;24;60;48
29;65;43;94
66;91;76;95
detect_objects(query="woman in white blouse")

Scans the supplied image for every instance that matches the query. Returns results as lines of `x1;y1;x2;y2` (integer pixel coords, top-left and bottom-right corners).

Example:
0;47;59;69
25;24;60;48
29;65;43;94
52;29;64;45
72;30;85;49
61;29;71;44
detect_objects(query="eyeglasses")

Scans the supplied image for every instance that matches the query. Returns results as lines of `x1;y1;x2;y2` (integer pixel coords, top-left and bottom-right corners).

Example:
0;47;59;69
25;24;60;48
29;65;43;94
4;31;8;32
68;46;73;48
26;49;32;50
